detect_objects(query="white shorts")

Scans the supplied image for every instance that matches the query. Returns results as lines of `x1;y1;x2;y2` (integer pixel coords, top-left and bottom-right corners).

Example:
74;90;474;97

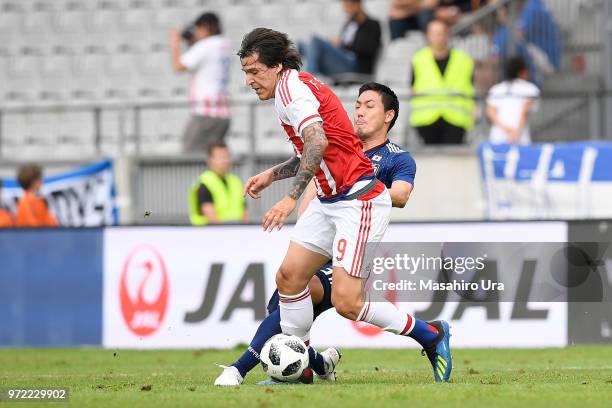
292;183;391;278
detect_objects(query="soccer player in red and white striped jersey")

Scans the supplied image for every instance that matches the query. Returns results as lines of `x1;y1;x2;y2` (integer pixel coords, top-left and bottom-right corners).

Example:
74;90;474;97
238;29;446;376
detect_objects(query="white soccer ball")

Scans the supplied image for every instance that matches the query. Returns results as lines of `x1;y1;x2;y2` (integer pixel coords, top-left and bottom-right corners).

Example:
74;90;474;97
260;334;309;382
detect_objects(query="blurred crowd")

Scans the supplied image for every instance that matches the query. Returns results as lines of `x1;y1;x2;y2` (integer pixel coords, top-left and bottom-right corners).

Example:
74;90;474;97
169;0;560;150
0;0;564;227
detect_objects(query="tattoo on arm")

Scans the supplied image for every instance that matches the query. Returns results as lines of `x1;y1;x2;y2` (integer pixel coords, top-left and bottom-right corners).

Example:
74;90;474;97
271;156;301;181
288;122;328;200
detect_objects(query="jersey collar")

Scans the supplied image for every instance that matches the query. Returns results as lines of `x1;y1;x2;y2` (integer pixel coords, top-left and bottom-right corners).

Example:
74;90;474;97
364;138;390;154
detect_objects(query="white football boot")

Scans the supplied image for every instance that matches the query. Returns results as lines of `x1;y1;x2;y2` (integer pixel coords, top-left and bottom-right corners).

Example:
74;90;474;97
318;348;342;381
214;365;243;386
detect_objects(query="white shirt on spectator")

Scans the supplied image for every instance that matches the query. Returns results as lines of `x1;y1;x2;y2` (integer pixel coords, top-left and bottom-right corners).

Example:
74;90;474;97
487;78;540;144
180;35;231;118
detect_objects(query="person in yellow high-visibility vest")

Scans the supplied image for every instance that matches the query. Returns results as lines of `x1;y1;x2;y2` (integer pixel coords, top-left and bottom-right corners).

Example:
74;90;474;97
188;140;248;225
410;19;475;144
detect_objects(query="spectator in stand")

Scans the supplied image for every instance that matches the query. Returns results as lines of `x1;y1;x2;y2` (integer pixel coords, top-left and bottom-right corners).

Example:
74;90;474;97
487;57;539;145
170;12;232;153
188;140;248;226
420;0;476;29
389;0;424;40
302;0;381;77
410;20;475;144
0;179;14;228
14;165;58;228
492;0;561;83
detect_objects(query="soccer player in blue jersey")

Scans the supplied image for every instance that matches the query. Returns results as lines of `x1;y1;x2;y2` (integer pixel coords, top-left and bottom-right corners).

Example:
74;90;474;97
215;82;452;386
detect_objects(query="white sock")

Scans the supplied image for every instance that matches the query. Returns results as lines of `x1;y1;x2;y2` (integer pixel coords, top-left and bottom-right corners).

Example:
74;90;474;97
278;287;313;343
357;296;415;336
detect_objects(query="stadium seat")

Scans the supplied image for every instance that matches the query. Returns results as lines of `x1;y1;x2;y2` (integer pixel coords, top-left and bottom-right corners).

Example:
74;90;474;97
255;3;292;33
0;2;23;38
5;47;43;102
138;43;182;98
364;0;389;26
90;0;122;33
254;103;294;156
223;4;257;34
5;112;58;159
71;45;109;100
22;1;55;36
225;102;252;157
53;0;88;33
376;32;425;89
105;44;142;99
138;107;187;155
123;0;154;29
39;46;75;101
99;109;131;156
154;0;189;30
55;111;97;157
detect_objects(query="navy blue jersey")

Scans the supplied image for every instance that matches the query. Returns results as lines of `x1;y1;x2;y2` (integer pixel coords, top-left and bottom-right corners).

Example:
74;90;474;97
364;140;416;187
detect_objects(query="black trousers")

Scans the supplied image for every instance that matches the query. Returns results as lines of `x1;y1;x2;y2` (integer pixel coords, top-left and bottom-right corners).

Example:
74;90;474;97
415;118;466;145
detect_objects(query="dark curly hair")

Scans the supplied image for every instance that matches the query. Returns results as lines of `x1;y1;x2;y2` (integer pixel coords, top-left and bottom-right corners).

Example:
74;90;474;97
237;28;302;71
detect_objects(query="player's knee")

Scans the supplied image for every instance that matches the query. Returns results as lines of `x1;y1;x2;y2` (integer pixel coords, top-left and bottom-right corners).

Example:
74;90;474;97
331;288;362;320
275;265;307;294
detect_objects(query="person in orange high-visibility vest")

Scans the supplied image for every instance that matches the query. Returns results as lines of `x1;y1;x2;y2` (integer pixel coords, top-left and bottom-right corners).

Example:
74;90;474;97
14;165;58;228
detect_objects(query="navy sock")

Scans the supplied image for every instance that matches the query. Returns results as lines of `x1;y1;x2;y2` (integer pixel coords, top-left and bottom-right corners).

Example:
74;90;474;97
407;319;439;348
232;310;282;378
308;347;327;376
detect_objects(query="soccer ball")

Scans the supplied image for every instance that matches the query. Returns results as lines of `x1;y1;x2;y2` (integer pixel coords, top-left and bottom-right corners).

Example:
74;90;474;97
260;334;309;382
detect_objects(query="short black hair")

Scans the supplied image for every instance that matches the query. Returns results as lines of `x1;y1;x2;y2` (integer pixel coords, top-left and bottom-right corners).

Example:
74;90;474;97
195;12;221;35
358;82;400;131
505;56;528;80
238;28;302;71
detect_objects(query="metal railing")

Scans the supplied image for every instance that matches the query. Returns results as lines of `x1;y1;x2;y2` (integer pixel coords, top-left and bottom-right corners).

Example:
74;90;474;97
1;90;610;157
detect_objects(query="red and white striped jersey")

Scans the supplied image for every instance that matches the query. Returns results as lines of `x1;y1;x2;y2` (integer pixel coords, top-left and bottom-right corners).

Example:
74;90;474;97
274;69;374;200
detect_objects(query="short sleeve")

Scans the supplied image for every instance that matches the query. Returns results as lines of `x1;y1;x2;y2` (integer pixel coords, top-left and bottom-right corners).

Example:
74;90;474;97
197;184;213;207
527;82;540;98
392;153;416;185
486;84;502;108
283;75;322;134
180;40;208;70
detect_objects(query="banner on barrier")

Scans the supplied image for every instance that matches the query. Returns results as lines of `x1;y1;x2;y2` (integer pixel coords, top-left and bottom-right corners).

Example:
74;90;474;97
103;222;567;349
0;229;103;346
1;160;118;226
478;142;612;220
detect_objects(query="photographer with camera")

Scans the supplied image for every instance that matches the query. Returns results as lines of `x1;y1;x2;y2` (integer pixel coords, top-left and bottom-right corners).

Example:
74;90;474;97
170;12;232;153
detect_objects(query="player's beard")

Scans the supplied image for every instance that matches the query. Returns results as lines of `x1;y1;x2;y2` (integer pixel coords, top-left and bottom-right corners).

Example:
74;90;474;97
356;127;367;141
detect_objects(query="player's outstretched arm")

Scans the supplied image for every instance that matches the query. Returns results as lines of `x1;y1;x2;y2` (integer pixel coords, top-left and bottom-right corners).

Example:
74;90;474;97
244;156;301;199
271;156;301;181
262;122;328;231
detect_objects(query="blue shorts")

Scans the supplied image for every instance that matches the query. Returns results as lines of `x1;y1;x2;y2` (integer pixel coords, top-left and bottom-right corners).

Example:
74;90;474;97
266;262;333;318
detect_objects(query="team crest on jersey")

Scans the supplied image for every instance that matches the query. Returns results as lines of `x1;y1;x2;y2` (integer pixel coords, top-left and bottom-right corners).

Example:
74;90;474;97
372;163;380;174
372;155;382;161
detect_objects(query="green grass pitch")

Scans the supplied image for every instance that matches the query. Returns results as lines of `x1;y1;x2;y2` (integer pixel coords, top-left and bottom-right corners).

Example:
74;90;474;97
1;346;612;407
